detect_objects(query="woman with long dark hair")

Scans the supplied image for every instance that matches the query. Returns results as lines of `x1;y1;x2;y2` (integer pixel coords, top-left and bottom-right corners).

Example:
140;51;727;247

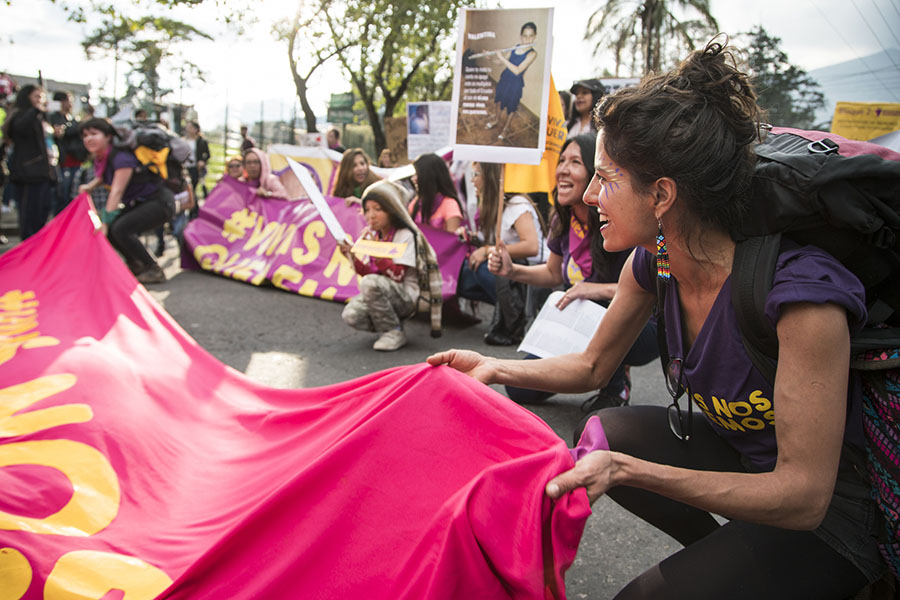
491;132;658;406
333;148;380;203
407;152;464;233
2;84;57;239
430;41;885;597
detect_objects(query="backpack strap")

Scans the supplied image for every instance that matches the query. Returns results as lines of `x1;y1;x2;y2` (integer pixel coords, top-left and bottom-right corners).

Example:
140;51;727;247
731;234;781;386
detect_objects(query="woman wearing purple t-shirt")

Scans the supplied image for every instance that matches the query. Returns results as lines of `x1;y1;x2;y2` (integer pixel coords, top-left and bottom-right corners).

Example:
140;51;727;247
429;40;885;597
78;117;175;284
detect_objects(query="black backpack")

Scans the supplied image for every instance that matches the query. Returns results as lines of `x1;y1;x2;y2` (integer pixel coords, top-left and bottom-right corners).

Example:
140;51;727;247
654;127;900;581
110;120;191;190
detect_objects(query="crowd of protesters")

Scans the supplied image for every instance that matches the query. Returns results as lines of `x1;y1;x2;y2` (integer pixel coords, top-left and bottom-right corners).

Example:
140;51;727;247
2;35;893;597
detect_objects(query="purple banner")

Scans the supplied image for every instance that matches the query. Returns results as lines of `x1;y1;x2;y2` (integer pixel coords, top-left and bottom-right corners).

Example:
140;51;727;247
183;177;467;302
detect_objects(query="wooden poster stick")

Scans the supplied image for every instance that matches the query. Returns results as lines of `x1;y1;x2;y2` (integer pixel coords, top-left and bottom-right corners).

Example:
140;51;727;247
494;163;504;250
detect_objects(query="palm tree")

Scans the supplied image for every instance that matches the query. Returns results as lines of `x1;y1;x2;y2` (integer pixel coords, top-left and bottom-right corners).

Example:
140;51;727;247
586;0;718;76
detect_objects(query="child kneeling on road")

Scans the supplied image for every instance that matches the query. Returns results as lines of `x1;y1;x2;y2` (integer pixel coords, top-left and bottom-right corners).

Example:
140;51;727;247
340;182;419;351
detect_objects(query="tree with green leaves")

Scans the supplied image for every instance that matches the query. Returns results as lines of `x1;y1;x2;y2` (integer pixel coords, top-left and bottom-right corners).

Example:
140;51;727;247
586;0;718;76
320;0;472;153
741;25;825;129
82;11;212;108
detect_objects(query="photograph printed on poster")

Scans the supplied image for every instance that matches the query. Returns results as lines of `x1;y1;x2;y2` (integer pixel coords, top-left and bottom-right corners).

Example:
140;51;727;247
450;7;553;165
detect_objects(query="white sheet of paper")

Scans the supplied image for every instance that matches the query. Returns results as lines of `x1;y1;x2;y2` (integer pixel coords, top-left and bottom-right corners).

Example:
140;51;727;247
517;291;606;358
286;157;350;243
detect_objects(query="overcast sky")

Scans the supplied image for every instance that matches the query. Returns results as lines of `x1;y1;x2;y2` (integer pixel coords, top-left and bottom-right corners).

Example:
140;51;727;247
2;0;897;130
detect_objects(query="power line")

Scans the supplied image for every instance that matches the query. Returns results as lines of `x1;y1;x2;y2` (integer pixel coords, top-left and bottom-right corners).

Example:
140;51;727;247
850;0;900;72
890;0;900;24
870;0;900;48
810;0;900;101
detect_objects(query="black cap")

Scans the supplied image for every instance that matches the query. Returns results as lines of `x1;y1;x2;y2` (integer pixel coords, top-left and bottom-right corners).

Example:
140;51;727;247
570;78;606;95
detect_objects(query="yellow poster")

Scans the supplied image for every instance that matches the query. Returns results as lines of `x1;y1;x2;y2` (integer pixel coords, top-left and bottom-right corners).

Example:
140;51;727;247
830;102;900;141
504;76;565;196
351;239;408;259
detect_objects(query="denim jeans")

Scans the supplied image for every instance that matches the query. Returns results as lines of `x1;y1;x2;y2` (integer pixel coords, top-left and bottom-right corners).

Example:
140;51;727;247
457;260;497;304
54;165;82;215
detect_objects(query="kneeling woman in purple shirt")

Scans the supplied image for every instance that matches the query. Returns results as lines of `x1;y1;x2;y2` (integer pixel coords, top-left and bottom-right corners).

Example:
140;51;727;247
429;40;885;598
79;117;175;284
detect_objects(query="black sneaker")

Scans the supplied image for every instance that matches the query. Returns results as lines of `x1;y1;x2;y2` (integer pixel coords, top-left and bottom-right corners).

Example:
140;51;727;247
580;389;629;413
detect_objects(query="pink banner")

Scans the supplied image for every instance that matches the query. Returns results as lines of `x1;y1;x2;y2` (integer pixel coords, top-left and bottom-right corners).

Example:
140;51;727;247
0;195;590;598
183;176;467;301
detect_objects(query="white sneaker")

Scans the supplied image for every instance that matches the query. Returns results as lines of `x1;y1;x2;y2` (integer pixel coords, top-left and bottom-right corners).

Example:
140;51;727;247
373;329;407;351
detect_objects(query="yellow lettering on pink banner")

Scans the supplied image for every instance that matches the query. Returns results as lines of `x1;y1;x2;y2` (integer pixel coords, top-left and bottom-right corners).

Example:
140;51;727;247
221;208;259;243
244;221;288;256
0;440;119;537
274;224;299;256
44;550;171;600
272;265;303;290
0;547;31;599
320;287;338;301
0;290;60;368
323;246;359;287
193;243;228;270
290;221;325;266
0;375;88;438
298;279;318;297
223;257;267;285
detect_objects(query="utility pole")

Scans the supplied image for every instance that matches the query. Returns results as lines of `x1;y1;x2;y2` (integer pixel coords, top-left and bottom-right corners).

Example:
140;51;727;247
259;100;264;149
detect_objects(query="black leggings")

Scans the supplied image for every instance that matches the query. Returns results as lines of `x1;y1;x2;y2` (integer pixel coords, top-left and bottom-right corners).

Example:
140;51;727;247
107;187;175;270
598;405;869;599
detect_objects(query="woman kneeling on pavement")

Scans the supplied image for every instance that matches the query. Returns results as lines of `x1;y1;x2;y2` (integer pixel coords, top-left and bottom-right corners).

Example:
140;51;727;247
428;40;885;598
340;181;419;352
493;132;658;414
79;117;174;284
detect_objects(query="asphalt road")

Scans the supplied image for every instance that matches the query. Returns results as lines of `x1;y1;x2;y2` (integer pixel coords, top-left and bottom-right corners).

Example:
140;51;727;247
144;237;680;600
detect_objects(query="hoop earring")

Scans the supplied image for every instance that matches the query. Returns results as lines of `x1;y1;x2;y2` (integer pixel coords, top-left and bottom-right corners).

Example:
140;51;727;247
656;220;670;282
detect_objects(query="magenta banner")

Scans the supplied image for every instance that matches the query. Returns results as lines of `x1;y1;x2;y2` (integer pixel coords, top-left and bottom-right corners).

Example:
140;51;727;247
183;177;467;302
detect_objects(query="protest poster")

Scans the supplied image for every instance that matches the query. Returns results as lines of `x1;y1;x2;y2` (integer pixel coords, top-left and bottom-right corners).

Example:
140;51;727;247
449;7;554;165
0;196;590;598
407;101;452;161
830;101;900;141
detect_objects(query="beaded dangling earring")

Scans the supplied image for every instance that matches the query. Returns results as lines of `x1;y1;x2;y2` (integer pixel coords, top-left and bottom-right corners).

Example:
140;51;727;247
656;220;670;282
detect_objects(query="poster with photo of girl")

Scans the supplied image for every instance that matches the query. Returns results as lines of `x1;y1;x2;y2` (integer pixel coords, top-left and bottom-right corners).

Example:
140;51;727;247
449;7;553;166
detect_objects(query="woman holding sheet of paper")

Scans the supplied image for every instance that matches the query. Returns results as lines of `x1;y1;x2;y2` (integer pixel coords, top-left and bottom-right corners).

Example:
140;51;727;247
489;133;657;414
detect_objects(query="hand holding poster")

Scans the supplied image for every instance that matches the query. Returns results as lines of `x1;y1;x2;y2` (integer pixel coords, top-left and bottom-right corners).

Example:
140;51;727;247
450;8;554;165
